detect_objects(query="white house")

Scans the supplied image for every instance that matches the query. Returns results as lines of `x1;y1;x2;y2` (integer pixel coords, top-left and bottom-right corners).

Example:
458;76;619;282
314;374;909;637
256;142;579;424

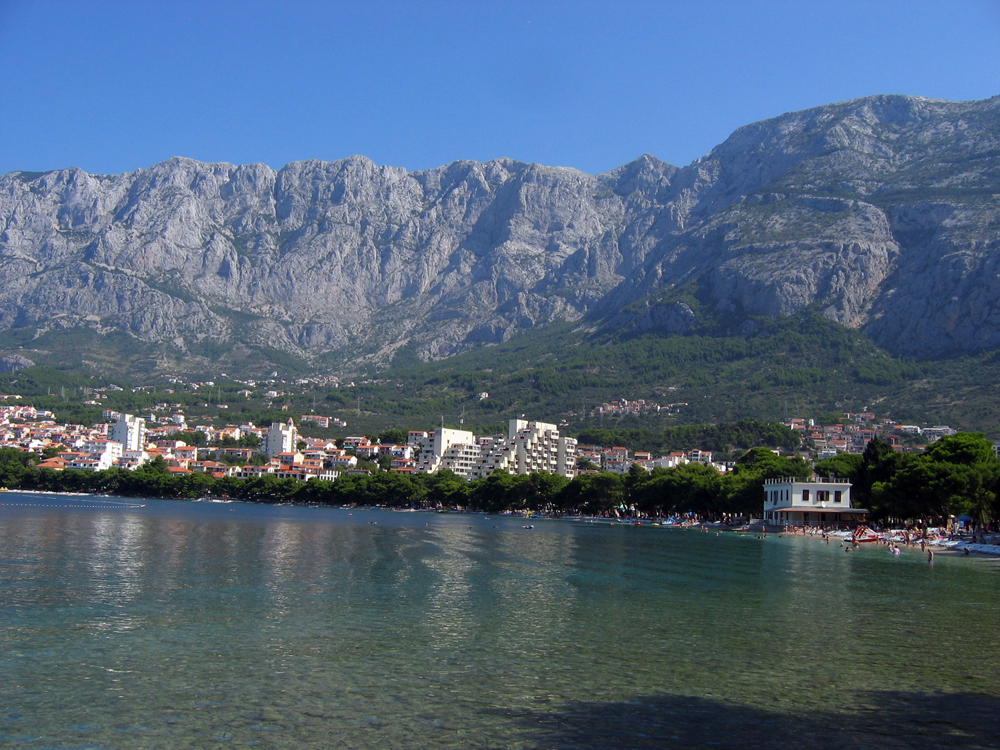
762;476;868;528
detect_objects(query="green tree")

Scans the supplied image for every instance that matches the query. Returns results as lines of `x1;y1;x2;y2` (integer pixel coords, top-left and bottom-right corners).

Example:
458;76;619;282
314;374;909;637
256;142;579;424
379;429;408;446
557;472;624;515
813;452;863;482
0;447;33;487
470;470;518;513
876;433;1000;524
422;469;469;508
723;449;810;518
923;433;996;465
165;430;206;446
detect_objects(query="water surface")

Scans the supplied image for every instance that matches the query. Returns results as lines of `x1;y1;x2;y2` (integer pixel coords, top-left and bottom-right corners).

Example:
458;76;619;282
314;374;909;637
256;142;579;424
2;493;998;749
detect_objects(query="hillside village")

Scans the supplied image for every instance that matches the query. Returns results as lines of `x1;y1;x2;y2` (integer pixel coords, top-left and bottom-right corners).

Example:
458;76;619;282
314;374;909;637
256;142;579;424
0;391;969;485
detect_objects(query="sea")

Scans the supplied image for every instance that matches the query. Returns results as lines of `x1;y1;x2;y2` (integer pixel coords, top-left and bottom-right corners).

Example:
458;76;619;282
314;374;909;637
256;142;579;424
1;492;998;750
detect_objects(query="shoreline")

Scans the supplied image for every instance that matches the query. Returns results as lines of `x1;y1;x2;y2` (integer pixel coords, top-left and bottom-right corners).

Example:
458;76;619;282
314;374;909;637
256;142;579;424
1;488;94;497
777;526;1000;560
5;489;998;561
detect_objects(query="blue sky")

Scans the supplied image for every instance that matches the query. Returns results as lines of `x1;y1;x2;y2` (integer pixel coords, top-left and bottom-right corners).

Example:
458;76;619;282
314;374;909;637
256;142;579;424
1;0;998;176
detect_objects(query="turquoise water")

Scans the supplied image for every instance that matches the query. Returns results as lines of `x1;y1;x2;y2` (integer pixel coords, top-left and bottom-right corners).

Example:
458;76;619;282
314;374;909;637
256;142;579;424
1;493;999;749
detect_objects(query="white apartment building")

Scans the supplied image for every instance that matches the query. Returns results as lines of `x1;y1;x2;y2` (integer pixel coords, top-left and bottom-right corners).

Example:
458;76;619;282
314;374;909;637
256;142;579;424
478;420;577;479
416;427;480;478
83;439;124;463
111;413;147;452
266;418;298;458
415;420;577;480
69;443;122;471
119;449;150;469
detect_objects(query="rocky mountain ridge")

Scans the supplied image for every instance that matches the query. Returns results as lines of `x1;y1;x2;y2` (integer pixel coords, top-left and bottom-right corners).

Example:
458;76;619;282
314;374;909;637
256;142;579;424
2;93;999;373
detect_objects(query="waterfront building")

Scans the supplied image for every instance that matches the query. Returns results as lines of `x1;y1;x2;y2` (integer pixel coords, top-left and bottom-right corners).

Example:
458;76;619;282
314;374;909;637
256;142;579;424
414;420;577;480
474;420;577;479
415;427;479;477
762;476;868;528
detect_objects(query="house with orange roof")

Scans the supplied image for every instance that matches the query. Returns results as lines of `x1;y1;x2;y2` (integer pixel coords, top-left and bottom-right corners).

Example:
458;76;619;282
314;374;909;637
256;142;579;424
189;460;235;476
328;454;358;469
36;457;68;471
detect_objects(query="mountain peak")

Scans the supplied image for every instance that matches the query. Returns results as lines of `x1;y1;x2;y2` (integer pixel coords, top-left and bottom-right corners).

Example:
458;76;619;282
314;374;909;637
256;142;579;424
1;94;998;374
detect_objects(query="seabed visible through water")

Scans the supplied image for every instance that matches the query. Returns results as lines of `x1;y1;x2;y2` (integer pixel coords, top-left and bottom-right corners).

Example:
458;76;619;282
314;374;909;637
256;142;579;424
2;493;999;749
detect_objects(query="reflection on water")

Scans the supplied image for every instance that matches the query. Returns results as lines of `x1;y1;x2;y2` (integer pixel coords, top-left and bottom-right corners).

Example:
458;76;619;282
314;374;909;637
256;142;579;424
1;494;999;748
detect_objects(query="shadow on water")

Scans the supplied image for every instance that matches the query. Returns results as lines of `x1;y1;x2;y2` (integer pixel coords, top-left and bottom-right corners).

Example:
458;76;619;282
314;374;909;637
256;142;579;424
500;690;1000;750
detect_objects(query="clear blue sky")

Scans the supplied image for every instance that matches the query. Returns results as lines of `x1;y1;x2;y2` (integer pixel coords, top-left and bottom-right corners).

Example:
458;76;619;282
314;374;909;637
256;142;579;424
1;0;998;176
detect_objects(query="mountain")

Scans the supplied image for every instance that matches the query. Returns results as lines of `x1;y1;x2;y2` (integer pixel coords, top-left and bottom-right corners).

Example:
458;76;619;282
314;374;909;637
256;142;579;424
1;94;999;375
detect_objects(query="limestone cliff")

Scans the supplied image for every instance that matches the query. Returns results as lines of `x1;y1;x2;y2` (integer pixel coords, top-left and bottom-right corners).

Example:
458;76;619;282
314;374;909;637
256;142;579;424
1;94;998;371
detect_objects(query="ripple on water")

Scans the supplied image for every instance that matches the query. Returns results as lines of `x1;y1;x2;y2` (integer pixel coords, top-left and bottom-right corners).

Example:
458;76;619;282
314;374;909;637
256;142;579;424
1;498;999;747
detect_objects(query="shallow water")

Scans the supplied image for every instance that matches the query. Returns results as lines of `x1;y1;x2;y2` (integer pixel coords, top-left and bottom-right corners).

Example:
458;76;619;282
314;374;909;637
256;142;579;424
1;494;998;749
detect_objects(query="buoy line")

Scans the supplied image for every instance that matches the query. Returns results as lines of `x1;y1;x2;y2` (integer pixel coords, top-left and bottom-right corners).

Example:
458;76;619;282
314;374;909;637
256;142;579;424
0;501;146;509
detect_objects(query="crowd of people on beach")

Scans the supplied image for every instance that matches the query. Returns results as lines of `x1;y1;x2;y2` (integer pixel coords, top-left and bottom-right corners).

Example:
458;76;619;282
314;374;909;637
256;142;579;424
776;522;1000;561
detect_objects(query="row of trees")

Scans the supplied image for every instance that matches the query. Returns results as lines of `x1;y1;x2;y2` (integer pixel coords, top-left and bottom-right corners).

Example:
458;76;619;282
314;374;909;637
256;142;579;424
815;433;999;526
2;433;997;524
0;447;809;519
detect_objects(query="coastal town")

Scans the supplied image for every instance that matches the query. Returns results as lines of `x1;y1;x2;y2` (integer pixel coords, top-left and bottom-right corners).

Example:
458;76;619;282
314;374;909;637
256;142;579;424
0;386;973;484
3;393;997;554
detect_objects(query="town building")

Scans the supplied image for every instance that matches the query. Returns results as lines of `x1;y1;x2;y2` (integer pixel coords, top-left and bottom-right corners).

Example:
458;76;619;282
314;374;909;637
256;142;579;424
415;420;577;480
479;419;577;478
762;476;868;528
415;427;479;477
266;418;298;458
111;413;147;452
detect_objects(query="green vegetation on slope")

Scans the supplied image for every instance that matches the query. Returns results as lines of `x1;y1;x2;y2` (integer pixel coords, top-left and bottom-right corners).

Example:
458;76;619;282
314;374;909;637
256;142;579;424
3;307;1000;440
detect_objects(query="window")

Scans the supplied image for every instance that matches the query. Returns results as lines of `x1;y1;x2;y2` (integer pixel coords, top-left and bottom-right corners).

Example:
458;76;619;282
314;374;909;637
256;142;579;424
834;491;842;503
802;489;810;503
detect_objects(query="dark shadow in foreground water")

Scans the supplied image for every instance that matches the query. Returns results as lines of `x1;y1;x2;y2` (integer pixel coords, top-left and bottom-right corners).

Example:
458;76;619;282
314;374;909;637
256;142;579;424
501;690;1000;750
